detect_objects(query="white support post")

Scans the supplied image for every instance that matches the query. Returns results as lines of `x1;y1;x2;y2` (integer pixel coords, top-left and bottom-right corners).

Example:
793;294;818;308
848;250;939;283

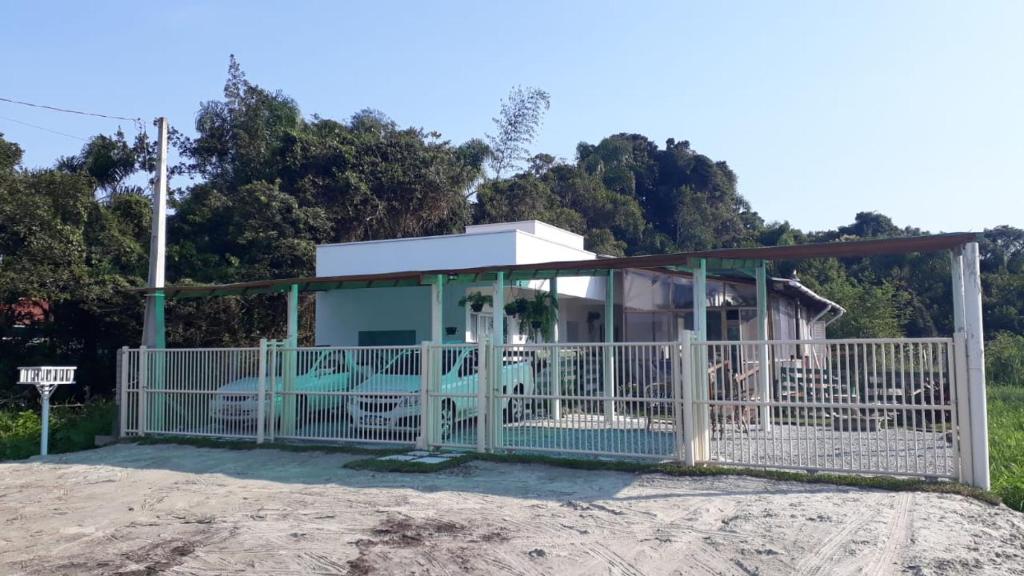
477;339;488;453
118;346;129;437
431;275;444;344
755;262;772;432
282;284;299;436
950;249;973;484
418;341;430;450
256;338;267;444
962;242;990;490
492;272;505;450
267;340;278;442
550;277;561;420
138;346;148;436
693;260;709;461
604;271;616;421
675;332;693;465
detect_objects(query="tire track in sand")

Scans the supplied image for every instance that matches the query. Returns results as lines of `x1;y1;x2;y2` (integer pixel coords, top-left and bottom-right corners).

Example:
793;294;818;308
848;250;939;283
865;492;913;576
793;502;878;576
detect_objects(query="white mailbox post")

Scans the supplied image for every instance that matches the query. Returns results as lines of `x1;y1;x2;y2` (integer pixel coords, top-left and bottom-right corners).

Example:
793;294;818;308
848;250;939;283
17;366;77;456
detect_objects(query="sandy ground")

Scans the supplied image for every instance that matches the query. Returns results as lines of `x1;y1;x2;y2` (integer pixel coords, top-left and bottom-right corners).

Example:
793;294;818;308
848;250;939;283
0;444;1022;576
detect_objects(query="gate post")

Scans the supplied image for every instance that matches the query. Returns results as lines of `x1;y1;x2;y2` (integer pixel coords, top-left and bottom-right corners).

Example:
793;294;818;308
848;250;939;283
267;341;278;442
118;346;129;437
679;331;695;465
477;339;488;453
417;341;430;450
952;334;972;485
138;346;148;436
256;339;267;444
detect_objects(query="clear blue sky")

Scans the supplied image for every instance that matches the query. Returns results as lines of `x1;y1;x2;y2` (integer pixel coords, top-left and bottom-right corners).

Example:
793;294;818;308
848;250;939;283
1;1;1021;233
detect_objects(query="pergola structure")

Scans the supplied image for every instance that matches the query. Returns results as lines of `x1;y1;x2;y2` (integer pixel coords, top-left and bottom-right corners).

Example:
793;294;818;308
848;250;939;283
137;232;990;487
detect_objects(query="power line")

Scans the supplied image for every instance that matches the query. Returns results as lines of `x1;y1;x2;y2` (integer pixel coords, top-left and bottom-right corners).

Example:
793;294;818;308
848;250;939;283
0;114;88;141
0;96;141;123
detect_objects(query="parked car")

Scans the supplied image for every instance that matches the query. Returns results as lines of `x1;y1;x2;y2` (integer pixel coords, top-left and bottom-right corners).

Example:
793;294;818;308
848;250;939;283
209;349;367;423
347;347;535;439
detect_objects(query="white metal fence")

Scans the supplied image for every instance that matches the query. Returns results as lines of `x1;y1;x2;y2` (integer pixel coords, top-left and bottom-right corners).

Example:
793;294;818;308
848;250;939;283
117;334;975;482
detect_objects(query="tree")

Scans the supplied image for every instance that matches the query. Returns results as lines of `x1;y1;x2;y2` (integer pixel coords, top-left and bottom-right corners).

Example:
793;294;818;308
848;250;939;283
486;86;550;178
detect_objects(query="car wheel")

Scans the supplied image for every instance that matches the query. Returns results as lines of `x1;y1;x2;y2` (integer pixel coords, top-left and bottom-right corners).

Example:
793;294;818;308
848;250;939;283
440;400;456;440
505;384;525;423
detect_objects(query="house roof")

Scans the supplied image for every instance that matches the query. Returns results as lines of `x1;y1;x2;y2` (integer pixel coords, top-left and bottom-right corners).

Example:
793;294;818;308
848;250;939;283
140;232;979;299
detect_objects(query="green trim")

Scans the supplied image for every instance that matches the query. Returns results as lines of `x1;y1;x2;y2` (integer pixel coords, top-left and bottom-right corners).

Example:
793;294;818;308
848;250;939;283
153;289;166;349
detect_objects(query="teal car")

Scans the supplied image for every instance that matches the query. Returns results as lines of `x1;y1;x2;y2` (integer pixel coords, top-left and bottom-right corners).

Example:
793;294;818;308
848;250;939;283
210;349;367;423
346;347;535;439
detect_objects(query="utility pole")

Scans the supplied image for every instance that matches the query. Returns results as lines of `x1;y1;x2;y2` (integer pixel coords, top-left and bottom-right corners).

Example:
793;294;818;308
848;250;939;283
141;117;168;348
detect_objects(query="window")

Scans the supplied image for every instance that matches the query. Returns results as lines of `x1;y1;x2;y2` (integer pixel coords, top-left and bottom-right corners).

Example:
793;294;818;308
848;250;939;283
358;330;417;346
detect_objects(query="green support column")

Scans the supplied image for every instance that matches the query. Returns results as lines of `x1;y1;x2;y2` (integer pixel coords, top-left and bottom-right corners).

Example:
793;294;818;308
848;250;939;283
604;270;615;420
151;289;166;431
755;261;772;432
282;284;299;435
694;259;707;341
431;275;444;343
550;277;561;420
693;258;709;461
493;273;505;346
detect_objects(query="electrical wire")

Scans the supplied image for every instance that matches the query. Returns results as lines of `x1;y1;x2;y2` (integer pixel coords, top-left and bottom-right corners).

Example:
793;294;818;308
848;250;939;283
0;95;141;123
0;114;88;141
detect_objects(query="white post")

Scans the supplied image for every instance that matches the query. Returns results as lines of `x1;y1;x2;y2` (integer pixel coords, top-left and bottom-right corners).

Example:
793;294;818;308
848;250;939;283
477;339;488;453
755;262;772;432
604;271;616;421
256;338;267;444
962;242;990;490
492;273;505;448
417;341;430;450
950;249;973;484
268;341;278;442
39;387;51;456
677;332;694;465
431;275;444;343
138;346;148;436
550;277;561;420
118;346;129;437
692;260;709;462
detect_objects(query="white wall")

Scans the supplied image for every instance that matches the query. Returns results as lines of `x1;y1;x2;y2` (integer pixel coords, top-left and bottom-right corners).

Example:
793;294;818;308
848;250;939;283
315;285;468;346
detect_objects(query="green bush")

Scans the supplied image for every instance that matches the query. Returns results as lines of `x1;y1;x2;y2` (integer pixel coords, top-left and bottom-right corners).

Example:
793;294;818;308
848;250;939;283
988;386;1024;512
0;401;116;460
987;332;1024;387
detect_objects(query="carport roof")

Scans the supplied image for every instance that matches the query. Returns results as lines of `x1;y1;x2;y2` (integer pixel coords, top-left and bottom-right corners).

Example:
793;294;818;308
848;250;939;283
141;232;979;299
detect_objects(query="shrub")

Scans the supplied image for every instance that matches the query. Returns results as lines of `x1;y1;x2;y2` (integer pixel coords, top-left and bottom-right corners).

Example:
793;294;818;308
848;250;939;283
987;332;1024;387
0;401;116;460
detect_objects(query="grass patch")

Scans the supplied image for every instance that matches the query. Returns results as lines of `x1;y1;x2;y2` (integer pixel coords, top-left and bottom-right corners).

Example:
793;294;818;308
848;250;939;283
988;385;1024;512
0;401;116;460
345;453;474;473
129;435;410;457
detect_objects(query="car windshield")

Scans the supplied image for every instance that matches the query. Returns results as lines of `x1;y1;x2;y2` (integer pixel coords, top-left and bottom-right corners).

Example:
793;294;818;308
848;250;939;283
380;351;421;375
309;351;348;375
378;349;464;376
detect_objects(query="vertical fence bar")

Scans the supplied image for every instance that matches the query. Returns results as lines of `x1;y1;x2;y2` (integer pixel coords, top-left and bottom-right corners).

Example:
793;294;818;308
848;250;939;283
477;339;488;453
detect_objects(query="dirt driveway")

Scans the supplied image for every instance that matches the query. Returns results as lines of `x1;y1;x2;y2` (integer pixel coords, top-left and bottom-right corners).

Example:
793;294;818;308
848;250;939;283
0;444;1021;575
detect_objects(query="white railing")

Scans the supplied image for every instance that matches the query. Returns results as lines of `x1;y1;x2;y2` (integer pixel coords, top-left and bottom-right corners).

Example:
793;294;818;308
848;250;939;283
693;338;959;479
117;334;976;483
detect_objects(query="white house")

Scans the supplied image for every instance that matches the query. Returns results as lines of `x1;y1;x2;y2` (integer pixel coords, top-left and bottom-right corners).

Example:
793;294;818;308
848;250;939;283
314;220;842;348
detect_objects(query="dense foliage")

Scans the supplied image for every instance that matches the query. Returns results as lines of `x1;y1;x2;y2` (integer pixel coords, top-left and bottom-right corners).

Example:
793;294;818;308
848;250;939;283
1;57;1022;402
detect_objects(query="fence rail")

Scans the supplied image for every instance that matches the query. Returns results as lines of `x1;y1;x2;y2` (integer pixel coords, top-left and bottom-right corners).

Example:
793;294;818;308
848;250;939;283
118;334;973;482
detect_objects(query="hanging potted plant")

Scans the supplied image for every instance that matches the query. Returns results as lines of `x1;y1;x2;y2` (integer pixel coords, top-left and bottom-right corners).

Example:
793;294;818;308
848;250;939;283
458;291;493;313
505;293;558;342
